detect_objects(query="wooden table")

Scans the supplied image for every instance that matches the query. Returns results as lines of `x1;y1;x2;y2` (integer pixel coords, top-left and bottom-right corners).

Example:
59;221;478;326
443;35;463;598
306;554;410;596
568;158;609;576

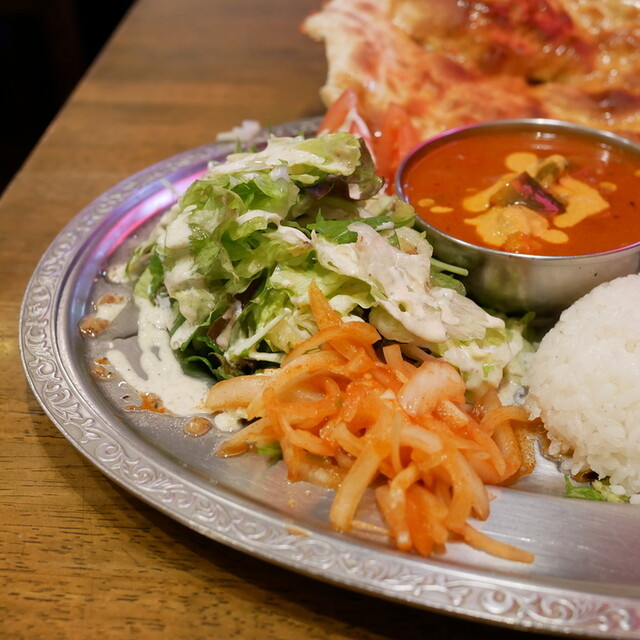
1;1;564;637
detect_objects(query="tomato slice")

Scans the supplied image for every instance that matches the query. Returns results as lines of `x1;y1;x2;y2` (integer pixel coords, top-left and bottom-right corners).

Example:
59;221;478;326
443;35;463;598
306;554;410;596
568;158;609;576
318;87;376;154
374;102;421;192
319;89;421;191
318;87;360;133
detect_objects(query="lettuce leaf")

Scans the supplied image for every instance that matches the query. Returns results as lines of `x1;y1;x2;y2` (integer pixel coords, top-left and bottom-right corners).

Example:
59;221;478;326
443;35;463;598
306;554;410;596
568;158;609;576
124;130;526;387
564;476;629;503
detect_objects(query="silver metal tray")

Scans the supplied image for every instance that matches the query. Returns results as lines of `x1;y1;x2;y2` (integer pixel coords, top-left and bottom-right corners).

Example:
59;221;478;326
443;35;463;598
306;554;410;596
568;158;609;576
20;118;640;638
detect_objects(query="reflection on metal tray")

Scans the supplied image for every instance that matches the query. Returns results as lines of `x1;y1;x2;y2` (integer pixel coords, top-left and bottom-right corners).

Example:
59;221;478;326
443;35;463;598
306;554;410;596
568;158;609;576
20;118;640;639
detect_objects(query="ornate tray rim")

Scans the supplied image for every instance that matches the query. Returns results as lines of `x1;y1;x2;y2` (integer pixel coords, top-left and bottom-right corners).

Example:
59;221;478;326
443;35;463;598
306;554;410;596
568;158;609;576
19;118;640;638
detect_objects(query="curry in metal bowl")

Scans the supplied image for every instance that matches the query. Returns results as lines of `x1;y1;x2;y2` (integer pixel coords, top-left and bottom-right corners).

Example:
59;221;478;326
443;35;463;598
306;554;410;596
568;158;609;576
396;119;640;317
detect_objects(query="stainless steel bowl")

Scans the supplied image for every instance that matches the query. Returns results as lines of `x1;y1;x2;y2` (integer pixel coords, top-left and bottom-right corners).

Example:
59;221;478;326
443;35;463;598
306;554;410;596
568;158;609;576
396;118;640;320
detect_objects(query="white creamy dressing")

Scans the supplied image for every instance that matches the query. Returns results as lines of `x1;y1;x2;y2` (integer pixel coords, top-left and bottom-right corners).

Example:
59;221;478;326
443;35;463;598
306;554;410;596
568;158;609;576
94;295;128;322
213;409;247;432
170;319;197;352
314;223;503;345
163;211;194;248
270;165;290;181
163;255;202;293
105;263;128;284
107;296;211;416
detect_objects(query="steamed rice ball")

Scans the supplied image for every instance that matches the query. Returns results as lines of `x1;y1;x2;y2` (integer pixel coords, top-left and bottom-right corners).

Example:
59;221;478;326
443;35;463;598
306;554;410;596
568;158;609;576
525;274;640;502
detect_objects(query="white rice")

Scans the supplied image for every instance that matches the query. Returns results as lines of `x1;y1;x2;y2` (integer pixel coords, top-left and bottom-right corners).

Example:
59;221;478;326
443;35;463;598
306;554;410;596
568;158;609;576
525;274;640;503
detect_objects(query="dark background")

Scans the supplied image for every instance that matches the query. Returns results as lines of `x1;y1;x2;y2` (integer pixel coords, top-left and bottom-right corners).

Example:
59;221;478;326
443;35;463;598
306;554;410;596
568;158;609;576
0;0;135;193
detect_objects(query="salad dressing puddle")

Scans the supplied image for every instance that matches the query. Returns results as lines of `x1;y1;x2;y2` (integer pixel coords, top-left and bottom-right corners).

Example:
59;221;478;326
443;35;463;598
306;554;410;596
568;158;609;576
106;296;211;417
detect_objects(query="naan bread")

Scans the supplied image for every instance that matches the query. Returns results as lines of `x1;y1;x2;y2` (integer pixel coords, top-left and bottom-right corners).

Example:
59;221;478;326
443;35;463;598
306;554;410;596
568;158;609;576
302;0;640;142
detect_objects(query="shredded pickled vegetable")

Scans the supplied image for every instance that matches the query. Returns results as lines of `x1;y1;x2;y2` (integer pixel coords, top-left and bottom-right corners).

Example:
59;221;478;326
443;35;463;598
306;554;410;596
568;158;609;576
207;281;535;562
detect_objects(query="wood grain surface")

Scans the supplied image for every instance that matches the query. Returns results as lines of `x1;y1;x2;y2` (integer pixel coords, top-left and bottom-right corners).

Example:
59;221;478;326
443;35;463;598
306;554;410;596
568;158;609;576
1;1;565;638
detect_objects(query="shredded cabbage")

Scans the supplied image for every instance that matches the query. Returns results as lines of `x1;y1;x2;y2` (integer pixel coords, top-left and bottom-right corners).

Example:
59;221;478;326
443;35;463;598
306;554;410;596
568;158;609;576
125;131;527;390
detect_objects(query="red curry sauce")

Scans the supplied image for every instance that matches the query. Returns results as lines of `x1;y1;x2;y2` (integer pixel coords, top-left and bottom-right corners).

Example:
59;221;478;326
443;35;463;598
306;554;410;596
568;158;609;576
400;130;640;256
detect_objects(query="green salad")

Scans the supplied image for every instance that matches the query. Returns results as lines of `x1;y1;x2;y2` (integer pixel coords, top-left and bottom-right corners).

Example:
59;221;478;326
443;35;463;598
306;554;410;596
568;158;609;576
124;131;527;392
